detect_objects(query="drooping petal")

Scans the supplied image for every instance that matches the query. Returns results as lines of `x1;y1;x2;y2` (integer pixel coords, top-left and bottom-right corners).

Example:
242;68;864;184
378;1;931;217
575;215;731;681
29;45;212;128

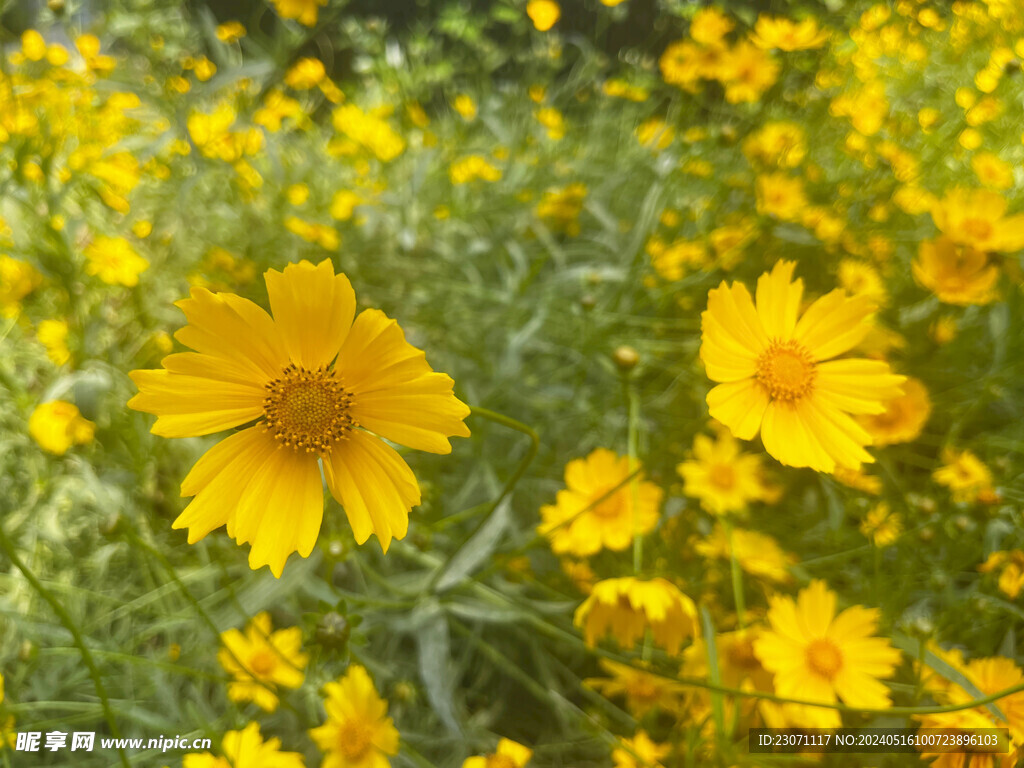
173;287;288;381
128;369;265;437
264;259;356;370
755;260;802;340
324;430;421;552
792;289;876;361
172;427;279;543
706;379;770;441
339;309;470;453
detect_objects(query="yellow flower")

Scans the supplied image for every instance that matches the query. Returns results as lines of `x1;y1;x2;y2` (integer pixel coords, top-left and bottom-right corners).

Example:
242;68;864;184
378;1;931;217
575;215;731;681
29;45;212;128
753;580;901;728
930;315;958;345
538;448;661;556
85;235;149;285
462;738;532;768
0;256;43;315
332;104;405;161
309;665;399;768
612;731;670;768
695;524;794;583
972;151;1013;190
742;121;806;168
635;117;674;150
215;21;246;43
755;173;807;221
649;238;706;281
659;40;703;91
933;447;994;503
719;42;779;103
449;155;502;185
709;220;757;269
128;260;470;575
218;612;307;712
677;430;771;515
182;722;303;768
574;577;698;654
699;260;905;472
37;319;71;366
534;106;566;140
29;401;95;455
536;182;587;236
931;188;1024;253
913;237;999;306
453;94;478;120
270;0;326;26
585;659;685;716
750;15;830;50
526;0;561;31
690;7;734;47
21;30;47;61
285;58;326;89
837;259;887;305
286;183;310;206
330;190;362;220
979;551;1024;600
858;377;931;446
833;466;882;495
859;502;902;547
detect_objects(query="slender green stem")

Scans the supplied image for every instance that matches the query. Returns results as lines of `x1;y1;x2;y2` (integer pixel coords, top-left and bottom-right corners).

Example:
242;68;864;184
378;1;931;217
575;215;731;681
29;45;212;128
468;405;540;513
724;519;746;628
624;378;642;574
0;524;130;768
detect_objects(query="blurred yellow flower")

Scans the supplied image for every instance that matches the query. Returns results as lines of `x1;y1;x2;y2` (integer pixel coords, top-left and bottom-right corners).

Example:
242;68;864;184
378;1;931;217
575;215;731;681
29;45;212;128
743;121;806;168
462;738;532;768
0;256;43;316
690;7;734;46
526;0;561;32
720;41;779;103
450;154;502;185
21;30;47;61
128;260;470;575
286;183;310;205
534;106;565;139
536;182;587;235
330;190;362;220
933;447;994;503
37;319;71;366
649;238;706;281
218;612;306;713
699;260;906;472
183;722;303;768
285;58;326;89
754;580;901;728
635;117;674;150
695;524;795;583
29;401;95;455
913;237;999;306
270;0;326;26
453;93;478;120
215;21;246;43
979;551;1024;599
612;731;670;768
833;466;882;495
858;377;931;447
574;577;698;654
972;151;1013;190
755;173;807;220
677;430;771;515
85;236;149;287
751;15;829;50
837;259;887;305
585;660;684;716
860;502;902;547
538;448;661;557
309;665;399;768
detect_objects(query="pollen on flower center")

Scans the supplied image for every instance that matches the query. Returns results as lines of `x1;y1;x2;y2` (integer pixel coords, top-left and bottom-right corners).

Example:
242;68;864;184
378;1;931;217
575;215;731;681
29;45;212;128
262;363;357;453
708;463;736;490
247;650;276;677
338;721;372;761
805;638;843;679
756;340;816;401
486;755;518;768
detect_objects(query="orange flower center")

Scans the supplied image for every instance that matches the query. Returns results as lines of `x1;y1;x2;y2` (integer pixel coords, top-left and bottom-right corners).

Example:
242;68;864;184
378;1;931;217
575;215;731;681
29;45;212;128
961;217;993;242
805;638;843;680
338;720;373;762
247;649;276;677
627;675;660;703
756;340;816;401
708;463;736;490
486;756;518;768
262;363;357;453
727;636;760;671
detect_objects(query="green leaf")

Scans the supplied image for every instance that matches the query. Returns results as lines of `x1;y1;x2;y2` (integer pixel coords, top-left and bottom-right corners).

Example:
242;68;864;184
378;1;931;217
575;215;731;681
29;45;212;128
434;498;510;593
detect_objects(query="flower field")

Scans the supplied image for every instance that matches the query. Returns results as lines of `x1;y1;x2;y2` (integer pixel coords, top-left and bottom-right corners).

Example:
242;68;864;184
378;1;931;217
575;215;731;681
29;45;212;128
2;0;1024;765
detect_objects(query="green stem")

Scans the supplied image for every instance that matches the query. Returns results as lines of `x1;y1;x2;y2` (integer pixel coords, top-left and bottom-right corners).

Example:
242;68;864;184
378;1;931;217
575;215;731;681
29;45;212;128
0;524;130;768
468;405;540;513
624;377;642;574
724;519;746;628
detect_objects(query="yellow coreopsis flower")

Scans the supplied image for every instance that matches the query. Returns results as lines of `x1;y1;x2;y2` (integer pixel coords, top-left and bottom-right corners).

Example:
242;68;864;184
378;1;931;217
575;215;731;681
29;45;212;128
720;41;779;103
285;57;326;89
979;551;1024;600
29;401;95;455
309;665;399;768
753;580;901;728
463;738;533;768
183;722;304;768
0;256;43;316
750;15;829;50
690;7;734;46
913;237;999;306
933;447;994;503
695;524;794;583
859;502;902;547
527;0;561;31
37;319;71;366
453;94;478;121
216;21;246;43
271;0;326;26
449;155;502;185
612;731;670;768
973;152;1013;190
755;173;807;220
858;376;931;446
677;430;771;515
931;189;1024;253
538;448;662;557
84;236;149;287
218;612;307;712
536;182;587;235
742;121;806;168
128;259;470;576
585;659;685;716
699;260;905;473
574;577;699;654
837;259;887;305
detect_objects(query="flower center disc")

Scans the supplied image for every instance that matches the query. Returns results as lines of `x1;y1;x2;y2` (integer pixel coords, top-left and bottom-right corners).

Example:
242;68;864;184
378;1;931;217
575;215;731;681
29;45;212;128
805;638;843;680
247;650;276;677
708;463;736;490
756;340;816;402
486;756;518;768
338;721;372;761
961;218;993;241
263;364;356;453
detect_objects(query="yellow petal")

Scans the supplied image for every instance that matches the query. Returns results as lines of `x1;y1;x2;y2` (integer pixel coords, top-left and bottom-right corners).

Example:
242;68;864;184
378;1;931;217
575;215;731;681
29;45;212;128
792;289;875;361
324;430;421;551
264;259;356;369
706;379;769;440
128;369;265;437
815;359;906;415
760;400;834;471
755;260;802;340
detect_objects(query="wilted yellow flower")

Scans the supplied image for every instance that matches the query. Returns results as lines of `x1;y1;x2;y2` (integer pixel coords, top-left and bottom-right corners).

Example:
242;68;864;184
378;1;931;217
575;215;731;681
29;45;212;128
527;0;561;31
84;236;149;287
751;15;829;50
677;430;771;515
270;0;326;26
182;723;303;768
218;612;307;712
462;738;532;768
695;524;795;583
216;21;246;43
574;577;698;654
913;237;999;306
284;57;326;89
860;502;902;547
979;551;1024;600
450;155;502;185
858;377;931;447
309;665;399;768
37;319;71;366
29;401;95;455
933;447;994;503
